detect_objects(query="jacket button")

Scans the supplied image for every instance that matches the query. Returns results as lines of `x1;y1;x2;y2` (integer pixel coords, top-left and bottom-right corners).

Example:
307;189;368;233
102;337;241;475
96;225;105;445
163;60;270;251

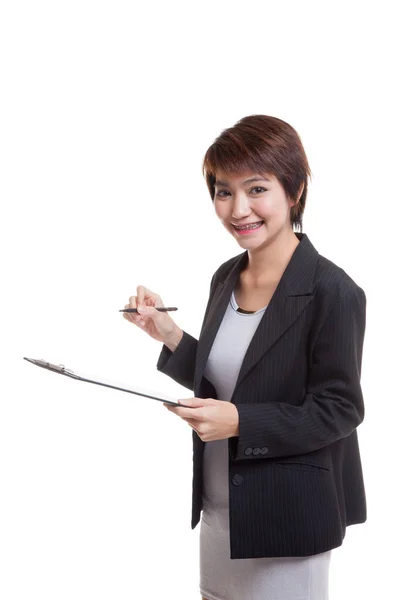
253;447;261;455
232;474;244;486
260;447;269;455
244;447;253;456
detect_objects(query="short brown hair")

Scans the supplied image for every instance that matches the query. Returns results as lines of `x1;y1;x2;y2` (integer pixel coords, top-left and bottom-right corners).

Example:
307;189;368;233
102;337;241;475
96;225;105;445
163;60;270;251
202;115;312;232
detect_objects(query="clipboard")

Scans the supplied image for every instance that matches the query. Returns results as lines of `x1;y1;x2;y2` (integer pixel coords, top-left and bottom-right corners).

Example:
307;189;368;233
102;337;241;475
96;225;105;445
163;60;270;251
23;357;181;406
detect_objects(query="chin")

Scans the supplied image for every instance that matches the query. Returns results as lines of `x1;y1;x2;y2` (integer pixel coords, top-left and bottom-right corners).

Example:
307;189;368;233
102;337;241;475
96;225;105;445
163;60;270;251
235;238;268;251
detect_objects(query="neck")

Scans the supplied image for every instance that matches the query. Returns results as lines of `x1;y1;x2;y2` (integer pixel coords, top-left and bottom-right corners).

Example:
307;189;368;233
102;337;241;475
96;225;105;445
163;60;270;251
245;229;301;284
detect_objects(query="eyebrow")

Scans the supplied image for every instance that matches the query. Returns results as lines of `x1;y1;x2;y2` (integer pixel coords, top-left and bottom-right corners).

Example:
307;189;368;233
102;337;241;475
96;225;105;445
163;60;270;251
215;176;271;186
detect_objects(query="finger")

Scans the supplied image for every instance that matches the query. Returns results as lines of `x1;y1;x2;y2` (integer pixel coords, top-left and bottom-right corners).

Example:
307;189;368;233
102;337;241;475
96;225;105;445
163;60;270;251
125;300;144;327
136;304;162;318
124;300;136;323
164;405;188;417
137;285;158;305
137;285;162;307
127;297;138;322
185;420;201;435
128;296;138;308
136;286;146;305
183;417;201;428
165;410;201;434
124;314;144;327
123;302;133;322
123;303;134;323
178;397;216;408
171;407;204;420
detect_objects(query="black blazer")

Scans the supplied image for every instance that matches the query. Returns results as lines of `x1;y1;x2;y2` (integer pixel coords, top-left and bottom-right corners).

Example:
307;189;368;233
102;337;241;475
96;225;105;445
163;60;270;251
157;232;367;558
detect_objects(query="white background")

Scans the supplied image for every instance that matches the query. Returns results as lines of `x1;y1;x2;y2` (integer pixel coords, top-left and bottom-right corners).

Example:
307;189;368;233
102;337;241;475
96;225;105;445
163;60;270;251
1;1;399;598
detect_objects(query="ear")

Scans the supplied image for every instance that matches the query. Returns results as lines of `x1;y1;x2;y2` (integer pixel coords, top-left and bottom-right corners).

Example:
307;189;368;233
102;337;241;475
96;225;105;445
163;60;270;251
296;181;305;201
289;182;305;208
293;181;304;206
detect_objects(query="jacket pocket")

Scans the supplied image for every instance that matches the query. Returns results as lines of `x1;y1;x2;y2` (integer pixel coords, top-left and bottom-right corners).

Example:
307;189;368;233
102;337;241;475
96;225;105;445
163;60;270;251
274;460;330;473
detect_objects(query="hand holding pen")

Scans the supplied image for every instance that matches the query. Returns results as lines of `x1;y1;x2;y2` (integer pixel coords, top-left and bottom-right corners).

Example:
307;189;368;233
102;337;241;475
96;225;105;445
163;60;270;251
121;307;177;313
122;285;183;350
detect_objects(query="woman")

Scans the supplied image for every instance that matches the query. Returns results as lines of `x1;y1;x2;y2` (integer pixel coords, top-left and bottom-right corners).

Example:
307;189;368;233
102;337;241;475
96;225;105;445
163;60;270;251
123;115;367;600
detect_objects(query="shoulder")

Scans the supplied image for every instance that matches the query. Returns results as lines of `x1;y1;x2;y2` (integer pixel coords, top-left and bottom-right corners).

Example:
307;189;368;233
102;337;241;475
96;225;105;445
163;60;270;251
213;253;244;281
314;253;366;314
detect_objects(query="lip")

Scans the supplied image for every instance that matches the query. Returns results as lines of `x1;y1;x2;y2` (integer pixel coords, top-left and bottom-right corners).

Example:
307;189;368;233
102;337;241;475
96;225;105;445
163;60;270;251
231;220;263;227
232;221;264;235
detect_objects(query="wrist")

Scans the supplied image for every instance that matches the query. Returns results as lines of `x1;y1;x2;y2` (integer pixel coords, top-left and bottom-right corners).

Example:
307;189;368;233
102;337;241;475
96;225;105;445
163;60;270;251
164;326;183;352
232;406;239;437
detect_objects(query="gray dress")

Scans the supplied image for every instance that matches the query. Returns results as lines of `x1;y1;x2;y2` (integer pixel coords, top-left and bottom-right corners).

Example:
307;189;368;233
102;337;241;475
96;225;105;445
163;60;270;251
199;291;331;600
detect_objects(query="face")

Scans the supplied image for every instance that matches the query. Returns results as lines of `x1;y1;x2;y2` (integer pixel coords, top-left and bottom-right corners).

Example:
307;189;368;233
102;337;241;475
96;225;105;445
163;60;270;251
213;170;299;250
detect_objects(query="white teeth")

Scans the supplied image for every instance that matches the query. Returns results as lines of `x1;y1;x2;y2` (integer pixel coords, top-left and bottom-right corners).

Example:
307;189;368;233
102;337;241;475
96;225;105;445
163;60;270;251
235;221;263;230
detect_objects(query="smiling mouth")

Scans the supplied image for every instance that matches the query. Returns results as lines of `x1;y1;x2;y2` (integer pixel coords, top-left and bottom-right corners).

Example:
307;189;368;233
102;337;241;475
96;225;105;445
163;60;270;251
232;221;264;231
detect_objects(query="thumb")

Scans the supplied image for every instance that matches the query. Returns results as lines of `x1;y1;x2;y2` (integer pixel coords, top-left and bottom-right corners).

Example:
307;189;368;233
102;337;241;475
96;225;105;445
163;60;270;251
178;397;213;407
137;305;160;317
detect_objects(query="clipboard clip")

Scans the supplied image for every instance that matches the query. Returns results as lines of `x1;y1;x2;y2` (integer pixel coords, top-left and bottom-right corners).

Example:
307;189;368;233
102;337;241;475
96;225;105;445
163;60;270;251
23;357;76;377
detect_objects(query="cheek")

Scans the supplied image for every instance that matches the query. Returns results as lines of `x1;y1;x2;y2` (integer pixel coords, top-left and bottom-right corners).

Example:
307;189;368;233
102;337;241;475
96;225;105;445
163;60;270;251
214;202;227;220
258;200;280;218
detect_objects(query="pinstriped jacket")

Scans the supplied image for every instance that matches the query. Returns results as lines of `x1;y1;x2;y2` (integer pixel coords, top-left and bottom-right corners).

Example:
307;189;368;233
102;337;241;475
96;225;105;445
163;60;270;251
156;232;367;558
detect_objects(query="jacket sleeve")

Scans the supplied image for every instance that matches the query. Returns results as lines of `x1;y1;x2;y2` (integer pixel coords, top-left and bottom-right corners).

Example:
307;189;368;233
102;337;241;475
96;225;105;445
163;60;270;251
156;330;198;391
156;272;217;391
229;284;367;461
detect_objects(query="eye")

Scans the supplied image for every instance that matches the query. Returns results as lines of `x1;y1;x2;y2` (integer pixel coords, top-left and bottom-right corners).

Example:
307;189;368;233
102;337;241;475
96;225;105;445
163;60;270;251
251;187;267;194
215;190;230;198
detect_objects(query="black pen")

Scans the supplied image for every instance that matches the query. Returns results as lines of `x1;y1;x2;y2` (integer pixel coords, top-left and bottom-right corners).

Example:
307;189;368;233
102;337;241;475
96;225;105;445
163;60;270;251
120;307;178;313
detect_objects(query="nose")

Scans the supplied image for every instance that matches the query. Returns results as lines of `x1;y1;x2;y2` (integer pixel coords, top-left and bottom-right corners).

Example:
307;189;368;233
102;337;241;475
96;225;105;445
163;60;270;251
231;192;252;220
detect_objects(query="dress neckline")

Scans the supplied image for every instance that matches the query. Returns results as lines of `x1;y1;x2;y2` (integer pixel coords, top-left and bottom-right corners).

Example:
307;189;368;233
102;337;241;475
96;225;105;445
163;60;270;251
230;290;268;316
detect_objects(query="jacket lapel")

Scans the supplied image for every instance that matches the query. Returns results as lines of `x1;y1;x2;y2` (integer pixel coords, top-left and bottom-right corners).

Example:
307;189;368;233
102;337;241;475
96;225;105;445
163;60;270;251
194;233;319;396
